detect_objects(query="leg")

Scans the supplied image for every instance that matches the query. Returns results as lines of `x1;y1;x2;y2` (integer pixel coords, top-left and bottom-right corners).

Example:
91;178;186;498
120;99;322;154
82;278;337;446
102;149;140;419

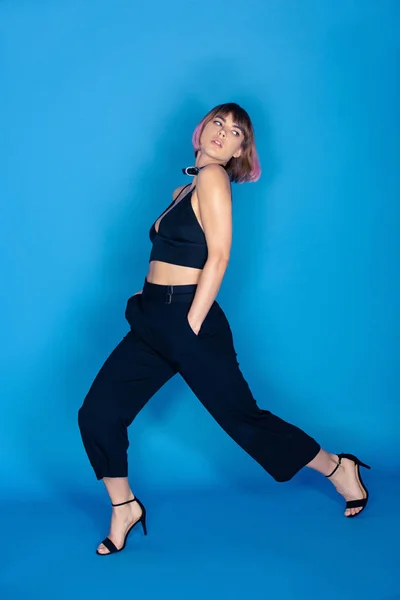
176;304;320;483
78;328;176;553
78;328;176;480
177;304;370;515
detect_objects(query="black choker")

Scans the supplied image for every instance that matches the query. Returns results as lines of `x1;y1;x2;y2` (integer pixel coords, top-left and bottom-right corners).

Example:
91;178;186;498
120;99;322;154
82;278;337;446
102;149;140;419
182;165;228;176
182;166;204;176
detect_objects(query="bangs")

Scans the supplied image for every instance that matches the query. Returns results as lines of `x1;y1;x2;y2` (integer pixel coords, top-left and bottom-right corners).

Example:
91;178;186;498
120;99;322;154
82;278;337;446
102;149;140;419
192;102;261;183
210;103;253;142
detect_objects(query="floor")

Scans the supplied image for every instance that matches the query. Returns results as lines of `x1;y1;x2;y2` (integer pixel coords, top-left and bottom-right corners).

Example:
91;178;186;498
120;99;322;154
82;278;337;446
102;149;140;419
1;471;398;600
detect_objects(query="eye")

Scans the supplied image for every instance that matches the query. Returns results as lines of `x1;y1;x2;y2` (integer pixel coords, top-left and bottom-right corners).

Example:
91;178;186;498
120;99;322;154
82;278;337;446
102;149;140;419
232;130;240;137
214;119;222;126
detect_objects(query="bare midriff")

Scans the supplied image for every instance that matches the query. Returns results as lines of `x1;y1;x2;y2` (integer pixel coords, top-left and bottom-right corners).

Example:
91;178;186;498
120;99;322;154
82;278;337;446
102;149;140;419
146;186;204;286
146;261;202;286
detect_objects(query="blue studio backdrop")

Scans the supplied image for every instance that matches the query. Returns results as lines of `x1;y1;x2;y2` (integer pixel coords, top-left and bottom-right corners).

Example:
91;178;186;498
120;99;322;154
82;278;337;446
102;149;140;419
1;1;398;502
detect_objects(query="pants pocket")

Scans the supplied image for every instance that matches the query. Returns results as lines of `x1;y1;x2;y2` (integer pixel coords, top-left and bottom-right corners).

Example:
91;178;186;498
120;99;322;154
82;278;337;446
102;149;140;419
185;302;222;339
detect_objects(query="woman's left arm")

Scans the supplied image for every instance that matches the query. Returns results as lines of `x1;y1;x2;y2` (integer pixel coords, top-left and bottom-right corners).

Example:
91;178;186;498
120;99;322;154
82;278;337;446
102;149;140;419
187;164;232;334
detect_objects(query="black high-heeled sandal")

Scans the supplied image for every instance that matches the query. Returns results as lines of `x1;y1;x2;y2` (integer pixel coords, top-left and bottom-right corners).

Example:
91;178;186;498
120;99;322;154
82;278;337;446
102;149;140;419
96;496;147;555
326;453;371;518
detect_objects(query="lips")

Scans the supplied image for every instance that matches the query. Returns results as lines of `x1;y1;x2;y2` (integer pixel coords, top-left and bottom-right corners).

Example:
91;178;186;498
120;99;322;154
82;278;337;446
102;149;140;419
212;138;223;148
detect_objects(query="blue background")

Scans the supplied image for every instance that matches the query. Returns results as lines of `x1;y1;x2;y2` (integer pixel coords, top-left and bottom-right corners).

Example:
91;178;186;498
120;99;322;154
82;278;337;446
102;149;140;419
0;1;398;599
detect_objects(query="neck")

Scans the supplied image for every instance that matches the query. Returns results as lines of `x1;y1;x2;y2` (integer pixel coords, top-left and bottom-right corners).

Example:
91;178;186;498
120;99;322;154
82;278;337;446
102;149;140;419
195;152;227;169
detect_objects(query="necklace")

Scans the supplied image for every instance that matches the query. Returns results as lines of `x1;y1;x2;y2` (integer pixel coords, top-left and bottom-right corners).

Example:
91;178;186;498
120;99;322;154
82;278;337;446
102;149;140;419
182;166;204;176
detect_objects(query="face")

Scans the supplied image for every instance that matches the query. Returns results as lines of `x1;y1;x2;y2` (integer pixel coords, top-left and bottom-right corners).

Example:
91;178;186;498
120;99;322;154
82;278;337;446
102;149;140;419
199;112;244;164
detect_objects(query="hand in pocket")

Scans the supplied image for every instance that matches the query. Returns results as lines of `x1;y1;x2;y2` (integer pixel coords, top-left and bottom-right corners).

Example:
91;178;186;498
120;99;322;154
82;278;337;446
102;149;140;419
187;316;200;336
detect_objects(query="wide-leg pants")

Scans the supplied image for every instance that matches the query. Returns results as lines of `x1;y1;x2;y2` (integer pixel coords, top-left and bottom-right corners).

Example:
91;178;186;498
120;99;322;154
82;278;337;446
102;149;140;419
78;279;320;482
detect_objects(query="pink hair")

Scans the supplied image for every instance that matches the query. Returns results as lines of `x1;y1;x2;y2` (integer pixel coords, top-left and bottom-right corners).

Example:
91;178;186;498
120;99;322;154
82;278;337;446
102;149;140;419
191;111;261;184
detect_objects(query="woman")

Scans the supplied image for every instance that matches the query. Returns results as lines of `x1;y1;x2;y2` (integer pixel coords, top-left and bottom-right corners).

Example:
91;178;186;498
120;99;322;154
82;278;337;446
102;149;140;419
78;103;371;556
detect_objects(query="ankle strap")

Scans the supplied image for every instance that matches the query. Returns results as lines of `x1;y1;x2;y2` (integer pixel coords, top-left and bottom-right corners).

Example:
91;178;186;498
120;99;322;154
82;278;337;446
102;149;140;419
325;456;342;478
112;498;136;507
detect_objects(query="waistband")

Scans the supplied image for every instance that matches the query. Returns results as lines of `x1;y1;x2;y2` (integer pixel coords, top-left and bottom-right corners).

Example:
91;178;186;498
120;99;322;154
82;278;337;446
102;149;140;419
142;278;197;304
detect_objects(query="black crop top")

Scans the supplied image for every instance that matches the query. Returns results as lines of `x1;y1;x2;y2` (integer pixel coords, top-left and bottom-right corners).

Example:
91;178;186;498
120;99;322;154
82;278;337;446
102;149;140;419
149;184;208;269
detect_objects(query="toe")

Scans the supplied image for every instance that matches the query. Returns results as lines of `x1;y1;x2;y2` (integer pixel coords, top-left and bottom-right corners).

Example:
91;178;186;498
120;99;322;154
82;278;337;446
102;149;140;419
97;543;110;555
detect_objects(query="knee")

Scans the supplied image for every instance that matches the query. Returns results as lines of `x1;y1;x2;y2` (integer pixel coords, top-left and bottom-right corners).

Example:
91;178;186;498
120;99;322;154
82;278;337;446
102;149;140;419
78;401;101;434
78;406;106;443
78;401;121;440
272;473;291;483
77;388;103;433
77;403;90;433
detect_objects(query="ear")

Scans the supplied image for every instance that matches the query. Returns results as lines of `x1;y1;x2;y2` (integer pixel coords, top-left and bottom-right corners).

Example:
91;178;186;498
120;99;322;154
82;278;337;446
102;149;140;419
233;148;242;159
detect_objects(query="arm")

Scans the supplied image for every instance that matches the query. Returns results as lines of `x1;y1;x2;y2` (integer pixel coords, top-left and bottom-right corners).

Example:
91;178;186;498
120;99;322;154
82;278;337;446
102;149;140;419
187;164;232;334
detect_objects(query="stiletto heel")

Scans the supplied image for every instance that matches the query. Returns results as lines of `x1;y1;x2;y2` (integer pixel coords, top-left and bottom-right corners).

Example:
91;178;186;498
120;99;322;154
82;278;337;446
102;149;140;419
326;453;371;518
141;511;148;536
96;496;147;555
134;497;147;536
340;453;371;470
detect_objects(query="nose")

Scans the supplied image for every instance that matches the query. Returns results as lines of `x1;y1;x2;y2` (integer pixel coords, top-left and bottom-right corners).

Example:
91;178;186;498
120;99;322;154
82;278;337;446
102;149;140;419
218;129;226;138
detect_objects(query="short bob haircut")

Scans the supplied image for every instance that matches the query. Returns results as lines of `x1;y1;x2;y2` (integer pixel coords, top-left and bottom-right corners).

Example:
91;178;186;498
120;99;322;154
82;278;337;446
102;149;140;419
192;102;261;184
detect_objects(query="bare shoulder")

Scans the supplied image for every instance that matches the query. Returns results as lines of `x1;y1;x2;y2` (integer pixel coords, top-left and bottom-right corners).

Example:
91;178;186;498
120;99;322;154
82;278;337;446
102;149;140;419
198;163;230;187
172;184;188;200
197;164;231;203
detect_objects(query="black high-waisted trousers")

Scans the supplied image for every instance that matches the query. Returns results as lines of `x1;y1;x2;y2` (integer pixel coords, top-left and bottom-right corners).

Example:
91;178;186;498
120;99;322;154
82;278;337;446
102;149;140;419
78;279;320;482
